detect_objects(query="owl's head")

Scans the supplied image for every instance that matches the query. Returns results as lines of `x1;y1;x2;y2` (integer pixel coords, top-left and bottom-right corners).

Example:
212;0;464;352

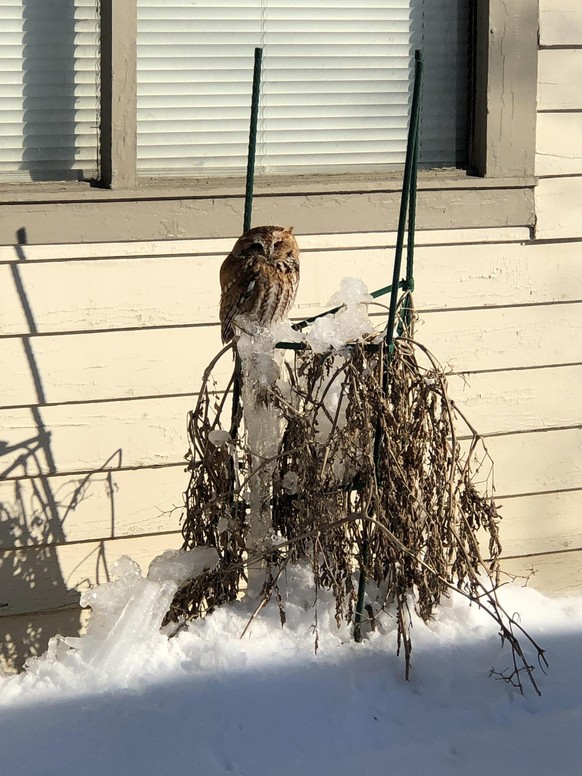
235;225;299;264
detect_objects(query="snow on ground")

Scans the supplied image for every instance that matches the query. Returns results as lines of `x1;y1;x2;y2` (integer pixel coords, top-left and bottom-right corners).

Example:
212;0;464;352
0;550;581;776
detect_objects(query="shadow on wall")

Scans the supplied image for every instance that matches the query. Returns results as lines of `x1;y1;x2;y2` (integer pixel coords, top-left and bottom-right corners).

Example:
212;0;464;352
21;0;86;181
0;229;123;672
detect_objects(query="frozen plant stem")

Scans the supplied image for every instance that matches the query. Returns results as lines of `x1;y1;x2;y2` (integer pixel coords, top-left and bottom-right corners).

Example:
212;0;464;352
238;329;285;553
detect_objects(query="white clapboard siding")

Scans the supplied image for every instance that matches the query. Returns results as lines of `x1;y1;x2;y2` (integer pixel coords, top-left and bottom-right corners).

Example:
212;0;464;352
2;488;581;617
538;49;582;111
496;490;582;558
3;429;581;554
0;265;28;333
0;337;39;407
0;255;219;336
5;536;579;618
0;326;228;408
0;396;195;478
2;303;581;409
447;364;582;437
303;240;582;315
0;227;531;263
2;238;581;337
1;365;580;480
536;113;582;177
1;225;581;629
500;550;582;596
0;465;187;547
539;0;582;46
7;237;581;338
0;533;182;617
467;427;582;498
416;303;582;373
2;505;581;618
0;238;230;263
535;177;582;239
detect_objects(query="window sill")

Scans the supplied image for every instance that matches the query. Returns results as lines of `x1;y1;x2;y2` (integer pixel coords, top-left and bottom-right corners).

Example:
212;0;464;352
0;170;537;205
0;171;537;244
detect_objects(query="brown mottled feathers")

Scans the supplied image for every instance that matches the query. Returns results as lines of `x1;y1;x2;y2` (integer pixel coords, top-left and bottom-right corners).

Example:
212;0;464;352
219;225;300;343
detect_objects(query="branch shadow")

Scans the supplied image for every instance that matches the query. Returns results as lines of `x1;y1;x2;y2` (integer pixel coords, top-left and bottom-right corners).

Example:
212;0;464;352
0;229;123;672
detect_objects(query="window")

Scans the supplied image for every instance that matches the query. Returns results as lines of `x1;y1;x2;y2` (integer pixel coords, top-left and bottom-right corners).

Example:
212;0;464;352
0;1;538;244
0;0;99;183
136;0;471;177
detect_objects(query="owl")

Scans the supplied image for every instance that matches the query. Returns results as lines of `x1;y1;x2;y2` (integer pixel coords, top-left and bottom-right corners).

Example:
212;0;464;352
219;225;300;343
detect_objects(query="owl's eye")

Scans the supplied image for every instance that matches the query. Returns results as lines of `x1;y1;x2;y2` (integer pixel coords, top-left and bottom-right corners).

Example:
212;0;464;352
274;240;284;250
250;241;266;254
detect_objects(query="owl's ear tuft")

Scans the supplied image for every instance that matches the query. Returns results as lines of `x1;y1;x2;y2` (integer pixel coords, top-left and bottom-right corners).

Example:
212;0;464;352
285;226;294;235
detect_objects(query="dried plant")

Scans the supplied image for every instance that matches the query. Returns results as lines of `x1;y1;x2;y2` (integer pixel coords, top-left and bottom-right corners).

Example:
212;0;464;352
167;308;547;696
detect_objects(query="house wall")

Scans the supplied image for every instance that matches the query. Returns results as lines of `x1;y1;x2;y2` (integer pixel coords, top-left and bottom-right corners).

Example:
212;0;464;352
1;1;581;672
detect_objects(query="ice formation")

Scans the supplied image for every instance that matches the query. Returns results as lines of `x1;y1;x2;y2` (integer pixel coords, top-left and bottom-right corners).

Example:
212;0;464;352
236;278;377;550
208;429;231;447
237;323;289;550
306;277;375;353
20;547;219;688
306;279;376;446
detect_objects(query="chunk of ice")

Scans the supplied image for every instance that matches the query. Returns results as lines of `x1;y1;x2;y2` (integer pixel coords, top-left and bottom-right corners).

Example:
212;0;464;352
208;429;231;447
23;548;219;688
328;277;374;307
305;277;375;353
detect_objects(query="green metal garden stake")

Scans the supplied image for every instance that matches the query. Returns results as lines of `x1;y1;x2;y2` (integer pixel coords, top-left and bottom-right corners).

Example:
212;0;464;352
385;49;424;356
400;93;421;335
231;47;263;440
354;49;424;643
243;47;263;233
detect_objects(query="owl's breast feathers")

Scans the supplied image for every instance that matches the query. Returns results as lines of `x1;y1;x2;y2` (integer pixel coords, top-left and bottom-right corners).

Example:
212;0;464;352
219;225;300;343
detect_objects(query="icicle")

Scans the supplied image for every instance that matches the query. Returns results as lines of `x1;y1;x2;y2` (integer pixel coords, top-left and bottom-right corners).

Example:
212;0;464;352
237;323;290;552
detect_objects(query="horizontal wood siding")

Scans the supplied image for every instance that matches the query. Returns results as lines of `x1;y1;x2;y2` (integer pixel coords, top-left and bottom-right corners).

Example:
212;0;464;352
512;7;582;595
0;227;530;264
0;534;183;617
497;491;582;557
0;364;580;481
537;49;582;111
1;301;581;410
536;39;582;240
3;237;582;338
0;466;186;545
536;113;582;176
2;6;582;668
536;178;582;239
1;226;580;628
540;0;582;46
501;550;582;596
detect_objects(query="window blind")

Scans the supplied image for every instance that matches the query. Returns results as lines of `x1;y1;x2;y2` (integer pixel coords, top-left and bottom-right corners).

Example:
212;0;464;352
137;0;470;177
0;0;99;182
